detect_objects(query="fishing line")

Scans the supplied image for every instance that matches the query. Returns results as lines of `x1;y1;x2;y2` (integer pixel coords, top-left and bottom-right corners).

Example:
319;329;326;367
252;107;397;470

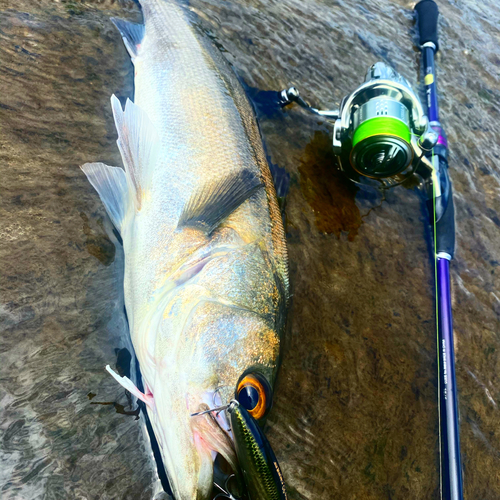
360;190;387;220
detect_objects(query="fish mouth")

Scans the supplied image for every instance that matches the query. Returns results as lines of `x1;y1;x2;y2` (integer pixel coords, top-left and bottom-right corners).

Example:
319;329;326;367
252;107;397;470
149;390;240;500
190;400;241;499
191;402;238;470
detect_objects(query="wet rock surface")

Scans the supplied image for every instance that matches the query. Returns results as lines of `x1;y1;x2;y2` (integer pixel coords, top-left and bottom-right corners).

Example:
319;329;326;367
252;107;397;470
1;0;499;498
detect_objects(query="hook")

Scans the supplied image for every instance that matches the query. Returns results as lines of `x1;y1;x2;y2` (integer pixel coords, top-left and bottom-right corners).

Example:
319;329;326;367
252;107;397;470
190;404;229;417
213;475;241;500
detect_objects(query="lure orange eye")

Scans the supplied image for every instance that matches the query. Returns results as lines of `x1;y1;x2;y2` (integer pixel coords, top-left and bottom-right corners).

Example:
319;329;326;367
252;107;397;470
236;373;272;420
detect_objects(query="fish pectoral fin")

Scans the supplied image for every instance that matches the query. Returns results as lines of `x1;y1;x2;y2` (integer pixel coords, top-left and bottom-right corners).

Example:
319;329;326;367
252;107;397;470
111;18;144;61
81;162;129;233
178;169;264;234
105;365;155;410
111;95;160;210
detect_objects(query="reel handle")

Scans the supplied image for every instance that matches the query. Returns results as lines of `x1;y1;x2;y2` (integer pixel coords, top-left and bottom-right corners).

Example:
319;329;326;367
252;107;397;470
415;0;440;51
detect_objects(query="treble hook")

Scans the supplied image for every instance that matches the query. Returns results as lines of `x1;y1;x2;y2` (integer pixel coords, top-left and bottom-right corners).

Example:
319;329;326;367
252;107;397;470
213;474;241;500
190;404;229;417
213;385;225;406
190;386;232;417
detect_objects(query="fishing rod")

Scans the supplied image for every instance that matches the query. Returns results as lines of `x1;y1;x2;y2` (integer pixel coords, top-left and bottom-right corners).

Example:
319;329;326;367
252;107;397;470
415;1;463;498
278;1;463;498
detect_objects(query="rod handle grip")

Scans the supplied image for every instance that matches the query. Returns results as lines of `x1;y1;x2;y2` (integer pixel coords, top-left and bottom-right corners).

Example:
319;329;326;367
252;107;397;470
436;161;455;257
415;0;440;51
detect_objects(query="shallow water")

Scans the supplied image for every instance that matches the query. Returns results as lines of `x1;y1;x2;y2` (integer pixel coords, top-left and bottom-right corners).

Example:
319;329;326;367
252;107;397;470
1;0;499;499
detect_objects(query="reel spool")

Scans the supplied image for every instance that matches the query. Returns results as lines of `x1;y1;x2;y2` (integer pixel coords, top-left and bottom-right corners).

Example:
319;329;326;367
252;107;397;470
350;97;413;178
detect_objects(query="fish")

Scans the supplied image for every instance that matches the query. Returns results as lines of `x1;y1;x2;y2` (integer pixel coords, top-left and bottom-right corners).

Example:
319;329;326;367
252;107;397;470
81;0;289;498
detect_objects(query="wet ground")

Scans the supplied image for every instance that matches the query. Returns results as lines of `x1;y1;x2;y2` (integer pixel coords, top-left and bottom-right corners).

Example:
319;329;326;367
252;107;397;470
1;0;499;498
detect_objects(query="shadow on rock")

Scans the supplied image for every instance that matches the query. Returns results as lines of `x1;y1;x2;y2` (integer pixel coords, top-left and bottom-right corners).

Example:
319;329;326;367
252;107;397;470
299;131;362;241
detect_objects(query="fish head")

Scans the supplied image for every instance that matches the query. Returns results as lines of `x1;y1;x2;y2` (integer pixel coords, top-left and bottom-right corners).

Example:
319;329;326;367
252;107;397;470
142;298;281;500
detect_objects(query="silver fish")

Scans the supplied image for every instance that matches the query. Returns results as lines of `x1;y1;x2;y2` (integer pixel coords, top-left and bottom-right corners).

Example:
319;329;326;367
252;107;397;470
81;0;288;498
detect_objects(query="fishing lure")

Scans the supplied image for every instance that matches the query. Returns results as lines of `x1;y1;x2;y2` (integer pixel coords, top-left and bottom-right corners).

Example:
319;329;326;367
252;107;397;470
227;400;287;500
191;373;286;500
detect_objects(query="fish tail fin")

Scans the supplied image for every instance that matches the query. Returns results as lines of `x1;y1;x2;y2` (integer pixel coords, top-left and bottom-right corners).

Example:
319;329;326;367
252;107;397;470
111;95;160;210
110;17;144;61
81;162;130;233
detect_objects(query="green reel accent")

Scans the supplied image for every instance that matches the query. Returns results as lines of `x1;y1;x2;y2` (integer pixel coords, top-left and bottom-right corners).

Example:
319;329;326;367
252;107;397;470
351;117;413;178
352;117;411;147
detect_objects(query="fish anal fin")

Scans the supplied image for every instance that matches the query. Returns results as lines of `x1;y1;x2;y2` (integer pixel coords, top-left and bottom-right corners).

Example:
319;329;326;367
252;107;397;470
178;170;264;234
81;162;129;233
106;365;155;410
111;18;144;61
111;95;159;210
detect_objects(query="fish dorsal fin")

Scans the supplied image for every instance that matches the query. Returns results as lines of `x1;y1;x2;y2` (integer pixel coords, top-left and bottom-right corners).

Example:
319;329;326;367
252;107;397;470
178;169;263;234
81;162;129;233
111;95;159;210
111;18;144;61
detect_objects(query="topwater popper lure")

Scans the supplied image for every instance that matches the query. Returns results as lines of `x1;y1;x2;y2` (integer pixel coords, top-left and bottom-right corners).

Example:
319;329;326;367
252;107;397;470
279;1;463;498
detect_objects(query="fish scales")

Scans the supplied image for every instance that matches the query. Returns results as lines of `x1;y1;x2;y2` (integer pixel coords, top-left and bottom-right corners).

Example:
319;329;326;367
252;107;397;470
128;0;287;321
82;0;288;498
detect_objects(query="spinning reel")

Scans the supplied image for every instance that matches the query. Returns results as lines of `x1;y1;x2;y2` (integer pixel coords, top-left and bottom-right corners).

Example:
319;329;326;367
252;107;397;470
279;62;451;218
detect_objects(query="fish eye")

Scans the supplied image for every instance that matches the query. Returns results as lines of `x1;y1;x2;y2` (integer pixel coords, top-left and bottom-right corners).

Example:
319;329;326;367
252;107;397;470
236;372;272;420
